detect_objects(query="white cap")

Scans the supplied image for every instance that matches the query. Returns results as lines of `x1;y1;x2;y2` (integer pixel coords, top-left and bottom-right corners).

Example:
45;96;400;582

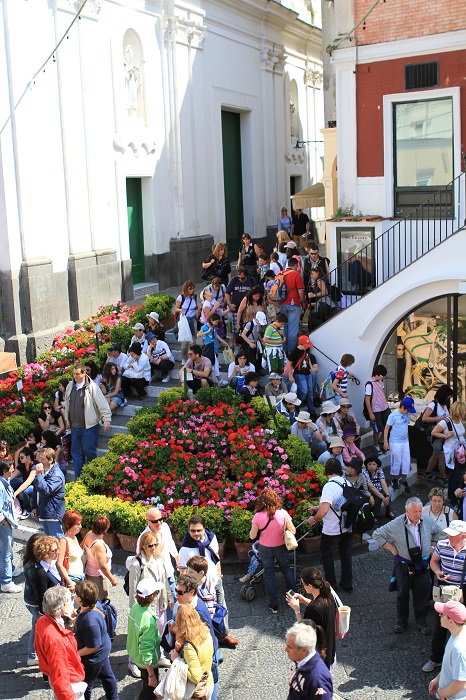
136;578;164;597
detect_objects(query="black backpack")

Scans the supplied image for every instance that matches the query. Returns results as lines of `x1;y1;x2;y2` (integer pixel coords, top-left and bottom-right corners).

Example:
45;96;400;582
123;556;141;596
330;479;375;534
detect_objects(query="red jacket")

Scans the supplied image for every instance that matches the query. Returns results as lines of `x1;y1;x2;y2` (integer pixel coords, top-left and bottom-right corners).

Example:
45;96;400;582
35;615;85;700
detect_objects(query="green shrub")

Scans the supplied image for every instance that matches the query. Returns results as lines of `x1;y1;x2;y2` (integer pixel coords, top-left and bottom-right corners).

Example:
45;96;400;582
111;499;147;537
195;387;241;408
250;396;274;425
65;481;90;503
109;325;134;353
107;433;138;455
129;307;147;326
167;506;196;540
282;435;312;472
94;342;112;370
143;294;175;320
74;494;120;531
0;414;34;445
23;395;45;422
266;413;290;440
310;460;327;488
157;388;185;408
127;408;160;440
80;455;117;492
199;506;229;541
229;507;253;542
45;374;73;399
294;498;321;535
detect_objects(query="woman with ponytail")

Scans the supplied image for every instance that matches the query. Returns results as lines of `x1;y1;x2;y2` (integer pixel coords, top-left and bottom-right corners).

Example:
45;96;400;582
286;567;336;667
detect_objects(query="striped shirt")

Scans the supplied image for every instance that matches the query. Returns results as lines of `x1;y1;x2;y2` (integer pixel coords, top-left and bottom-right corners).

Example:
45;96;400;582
433;539;466;585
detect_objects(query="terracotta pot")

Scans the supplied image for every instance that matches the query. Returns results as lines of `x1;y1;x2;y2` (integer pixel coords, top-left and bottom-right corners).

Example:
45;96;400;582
234;541;252;561
161;317;175;331
80;529;119;550
117;533;138;553
299;536;321;554
218;540;226;559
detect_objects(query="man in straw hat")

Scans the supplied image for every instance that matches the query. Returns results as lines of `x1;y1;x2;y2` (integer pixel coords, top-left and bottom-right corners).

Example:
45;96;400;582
429;600;466;699
422;520;466;673
291;411;326;460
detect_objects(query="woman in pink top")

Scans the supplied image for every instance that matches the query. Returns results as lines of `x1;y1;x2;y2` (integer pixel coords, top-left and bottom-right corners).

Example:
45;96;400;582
341;424;365;465
249;488;296;613
82;516;118;601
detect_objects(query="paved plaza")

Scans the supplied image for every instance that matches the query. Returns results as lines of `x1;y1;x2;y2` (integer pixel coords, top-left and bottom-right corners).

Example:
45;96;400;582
0;479;440;700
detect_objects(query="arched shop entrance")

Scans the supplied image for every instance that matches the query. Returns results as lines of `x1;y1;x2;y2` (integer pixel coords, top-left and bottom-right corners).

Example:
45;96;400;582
378;294;466;404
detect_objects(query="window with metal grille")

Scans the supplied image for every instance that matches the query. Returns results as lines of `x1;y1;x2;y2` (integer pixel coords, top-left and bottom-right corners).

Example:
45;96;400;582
404;62;438;90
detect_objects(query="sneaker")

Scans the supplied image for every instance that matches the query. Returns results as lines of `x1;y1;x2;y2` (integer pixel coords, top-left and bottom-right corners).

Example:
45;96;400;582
27;657;39;667
157;655;171;668
269;604;278;614
422;659;441;673
121;398;128;408
239;573;252;584
19;511;30;520
417;623;431;635
402;481;411;494
218;380;228;387
1;582;22;593
374;446;382;454
128;661;141;678
12;566;23;577
391;479;399;490
162;376;170;383
393;622;406;634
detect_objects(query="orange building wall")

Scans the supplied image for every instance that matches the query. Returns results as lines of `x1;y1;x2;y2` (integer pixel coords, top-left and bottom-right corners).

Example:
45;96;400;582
354;0;465;45
356;49;466;177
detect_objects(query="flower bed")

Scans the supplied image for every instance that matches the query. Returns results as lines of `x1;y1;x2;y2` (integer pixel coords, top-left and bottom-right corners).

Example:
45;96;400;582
0;296;174;442
71;389;324;528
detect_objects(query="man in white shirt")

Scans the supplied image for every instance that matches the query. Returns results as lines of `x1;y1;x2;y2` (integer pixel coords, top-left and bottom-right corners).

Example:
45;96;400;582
307;458;353;592
107;344;128;369
121;343;151;398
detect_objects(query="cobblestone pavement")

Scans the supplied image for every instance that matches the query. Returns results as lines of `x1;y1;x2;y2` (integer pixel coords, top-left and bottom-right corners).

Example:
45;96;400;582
1;478;438;700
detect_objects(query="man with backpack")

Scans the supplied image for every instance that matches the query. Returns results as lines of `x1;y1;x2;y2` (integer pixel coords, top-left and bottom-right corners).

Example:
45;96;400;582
372;497;442;635
307;458;355;592
271;258;305;355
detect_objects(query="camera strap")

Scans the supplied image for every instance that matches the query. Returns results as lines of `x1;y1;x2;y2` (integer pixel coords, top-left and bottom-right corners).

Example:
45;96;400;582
404;518;422;556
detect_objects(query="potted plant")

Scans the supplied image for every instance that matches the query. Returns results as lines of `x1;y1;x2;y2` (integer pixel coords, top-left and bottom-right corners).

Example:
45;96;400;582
167;506;196;546
197;506;230;558
294;499;322;553
112;500;148;552
229;508;253;561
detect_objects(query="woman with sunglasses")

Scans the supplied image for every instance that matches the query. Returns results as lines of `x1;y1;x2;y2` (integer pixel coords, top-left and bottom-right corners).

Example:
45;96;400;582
127;531;173;677
33;536;73;617
11;447;38;517
37;400;65;437
286;567;336;668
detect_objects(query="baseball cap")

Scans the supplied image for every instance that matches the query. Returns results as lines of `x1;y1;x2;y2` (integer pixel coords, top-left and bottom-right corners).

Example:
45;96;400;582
108;343;121;353
136;578;164;597
434;600;466;624
145;332;155;342
400;396;416;413
255;311;267;326
443;520;466;537
298;335;313;348
132;323;145;331
285;241;297;249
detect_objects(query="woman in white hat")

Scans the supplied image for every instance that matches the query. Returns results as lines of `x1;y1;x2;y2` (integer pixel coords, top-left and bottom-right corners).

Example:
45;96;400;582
276;392;301;426
291;411;327;460
145;311;166;342
317;436;345;467
316;401;340;445
239;310;267;368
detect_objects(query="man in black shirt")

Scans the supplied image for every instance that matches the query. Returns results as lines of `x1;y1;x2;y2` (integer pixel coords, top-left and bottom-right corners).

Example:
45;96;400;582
291;209;317;249
285;335;319;417
225;266;256;332
302;241;330;292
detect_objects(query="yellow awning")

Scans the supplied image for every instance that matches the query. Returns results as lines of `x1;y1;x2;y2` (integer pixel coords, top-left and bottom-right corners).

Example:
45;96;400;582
291;181;325;208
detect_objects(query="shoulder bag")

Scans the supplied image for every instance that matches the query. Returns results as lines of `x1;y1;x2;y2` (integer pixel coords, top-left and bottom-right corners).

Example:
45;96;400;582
432;553;466;604
282;510;298;551
331;587;351;639
451;422;466;464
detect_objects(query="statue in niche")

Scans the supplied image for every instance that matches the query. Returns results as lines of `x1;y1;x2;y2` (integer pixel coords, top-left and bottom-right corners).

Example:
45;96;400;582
124;44;141;115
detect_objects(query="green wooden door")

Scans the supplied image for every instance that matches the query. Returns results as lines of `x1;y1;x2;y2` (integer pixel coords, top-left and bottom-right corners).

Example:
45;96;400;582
126;178;145;284
221;111;244;253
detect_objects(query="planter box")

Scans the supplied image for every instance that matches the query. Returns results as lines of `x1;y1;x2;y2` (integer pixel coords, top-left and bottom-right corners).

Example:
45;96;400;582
161;317;175;331
299;536;321;554
234;541;252;561
117;533;138;553
81;529;120;550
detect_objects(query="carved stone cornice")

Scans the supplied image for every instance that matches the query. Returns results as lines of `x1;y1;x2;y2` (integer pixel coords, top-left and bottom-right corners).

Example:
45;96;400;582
261;41;287;74
113;133;156;157
285;147;306;164
57;0;102;20
163;15;207;49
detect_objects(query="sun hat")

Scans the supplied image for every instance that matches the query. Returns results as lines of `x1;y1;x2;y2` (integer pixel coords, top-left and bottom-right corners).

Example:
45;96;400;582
347;457;363;473
298;335;313;349
296;411;313;424
400;396;416;413
136;578;164;597
285;241;297;249
342;425;358;439
108;343;121;353
269;373;283;380
329;437;345;449
443;520;466;537
320;401;340;415
434;600;466;624
283;392;301;406
338;398;352;407
255;311;267;326
132;323;145;331
146;312;160;322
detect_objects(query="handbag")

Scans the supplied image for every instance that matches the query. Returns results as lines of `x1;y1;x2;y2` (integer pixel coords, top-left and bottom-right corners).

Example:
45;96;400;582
222;347;234;365
283;513;298;551
451;422;466;464
414;401;437;436
331;587;351;639
433;547;466;603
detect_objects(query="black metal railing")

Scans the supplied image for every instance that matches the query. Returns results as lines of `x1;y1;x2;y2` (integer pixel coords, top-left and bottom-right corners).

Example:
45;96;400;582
309;170;465;330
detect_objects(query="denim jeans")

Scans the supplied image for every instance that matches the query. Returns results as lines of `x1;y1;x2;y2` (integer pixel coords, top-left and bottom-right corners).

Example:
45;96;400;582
320;531;353;589
0;521;13;585
71;424;100;479
41;520;64;538
294;372;317;413
25;604;42;659
11;478;34;510
280;303;302;355
257;543;296;607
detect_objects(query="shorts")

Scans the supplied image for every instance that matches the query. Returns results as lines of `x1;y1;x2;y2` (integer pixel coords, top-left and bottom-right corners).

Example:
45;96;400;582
370;408;391;434
187;377;214;393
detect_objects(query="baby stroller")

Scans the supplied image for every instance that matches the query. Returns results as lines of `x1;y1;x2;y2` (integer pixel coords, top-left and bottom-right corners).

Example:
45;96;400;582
239;519;314;601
